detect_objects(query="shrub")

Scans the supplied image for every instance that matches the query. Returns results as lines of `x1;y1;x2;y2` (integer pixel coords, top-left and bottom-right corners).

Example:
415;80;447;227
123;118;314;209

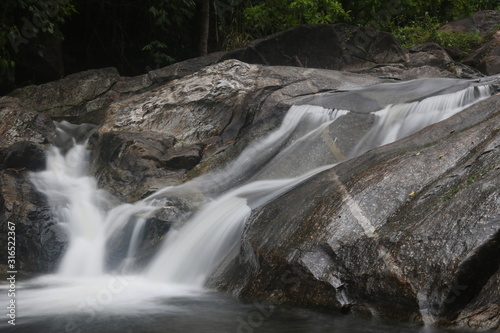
392;13;484;55
433;30;484;55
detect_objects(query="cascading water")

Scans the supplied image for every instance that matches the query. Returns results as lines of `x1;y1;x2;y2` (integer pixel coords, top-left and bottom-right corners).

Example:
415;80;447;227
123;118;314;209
350;84;492;156
1;78;494;333
26;81;495;282
30;129;108;276
30;124;161;277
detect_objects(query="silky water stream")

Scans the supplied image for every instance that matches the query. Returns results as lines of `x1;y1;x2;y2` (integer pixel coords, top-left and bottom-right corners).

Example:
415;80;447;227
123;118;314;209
0;79;494;333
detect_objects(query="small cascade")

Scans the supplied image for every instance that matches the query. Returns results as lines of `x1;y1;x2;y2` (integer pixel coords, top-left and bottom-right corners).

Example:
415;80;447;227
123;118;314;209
119;216;148;273
145;105;347;285
30;122;161;277
145;164;334;286
350;85;492;156
189;105;349;194
31;130;108;276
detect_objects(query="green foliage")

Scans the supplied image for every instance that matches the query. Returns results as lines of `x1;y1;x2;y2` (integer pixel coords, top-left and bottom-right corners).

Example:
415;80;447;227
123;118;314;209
1;0;499;93
434;30;484;54
391;14;441;48
149;0;196;27
392;13;484;55
349;0;498;29
142;41;176;66
143;0;196;66
0;27;16;85
221;27;253;51
228;0;498;51
0;0;75;90
244;0;349;37
213;1;254;51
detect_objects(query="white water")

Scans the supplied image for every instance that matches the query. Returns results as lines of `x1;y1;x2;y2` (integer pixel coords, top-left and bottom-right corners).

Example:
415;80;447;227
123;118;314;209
15;79;493;319
30;129;160;277
350;85;491;156
30;142;108;276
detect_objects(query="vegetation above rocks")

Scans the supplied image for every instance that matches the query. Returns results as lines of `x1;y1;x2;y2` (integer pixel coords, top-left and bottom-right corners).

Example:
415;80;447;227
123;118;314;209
0;0;499;94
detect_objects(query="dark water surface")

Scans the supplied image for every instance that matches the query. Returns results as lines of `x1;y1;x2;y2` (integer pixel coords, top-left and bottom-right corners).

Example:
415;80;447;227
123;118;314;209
0;279;480;333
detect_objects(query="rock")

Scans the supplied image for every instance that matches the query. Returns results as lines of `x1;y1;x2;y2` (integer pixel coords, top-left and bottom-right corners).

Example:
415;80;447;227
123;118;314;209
147;52;225;83
438;10;500;38
9;68;121;118
112;74;154;94
0;171;67;275
164;143;204;170
351;42;484;80
443;46;467;61
134;196;197;268
477;55;500;75
0;141;46;171
439;11;500;76
350;63;457;80
0;97;64;274
221;24;408;71
7;52;227;123
93;60;382;201
464;30;500;75
0;96;55;148
452;269;500;330
408;42;454;66
208;95;500;331
92;131;182;201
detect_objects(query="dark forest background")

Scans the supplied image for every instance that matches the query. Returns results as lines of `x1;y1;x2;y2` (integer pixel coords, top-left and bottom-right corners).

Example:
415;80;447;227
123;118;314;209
1;0;499;94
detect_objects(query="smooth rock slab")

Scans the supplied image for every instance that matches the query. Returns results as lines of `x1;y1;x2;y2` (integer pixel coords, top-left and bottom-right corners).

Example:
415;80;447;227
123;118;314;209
209;95;500;331
94;60;382;201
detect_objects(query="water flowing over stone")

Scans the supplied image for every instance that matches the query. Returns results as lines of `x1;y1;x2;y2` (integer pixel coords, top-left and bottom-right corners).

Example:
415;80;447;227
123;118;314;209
2;73;498;333
30;122;160;277
209;87;499;330
33;78;495;284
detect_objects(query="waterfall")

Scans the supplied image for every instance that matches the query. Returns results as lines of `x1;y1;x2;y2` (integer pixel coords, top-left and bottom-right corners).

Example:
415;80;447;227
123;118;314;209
145;164;334;285
30;123;160;277
350;85;492;156
30;79;493;288
30;136;108;276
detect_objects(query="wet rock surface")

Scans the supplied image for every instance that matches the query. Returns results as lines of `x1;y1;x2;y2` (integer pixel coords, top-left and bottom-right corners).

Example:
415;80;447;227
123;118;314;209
93;60;382;201
0;97;64;274
209;95;500;330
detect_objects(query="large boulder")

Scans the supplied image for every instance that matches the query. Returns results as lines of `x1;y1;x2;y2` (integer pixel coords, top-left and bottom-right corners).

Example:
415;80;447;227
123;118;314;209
93;60;383;201
9;68;121;118
7;52;226;121
464;30;500;76
352;42;484;80
0;97;65;275
439;10;500;76
438;10;500;38
221;24;485;80
209;95;500;331
221;24;408;71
